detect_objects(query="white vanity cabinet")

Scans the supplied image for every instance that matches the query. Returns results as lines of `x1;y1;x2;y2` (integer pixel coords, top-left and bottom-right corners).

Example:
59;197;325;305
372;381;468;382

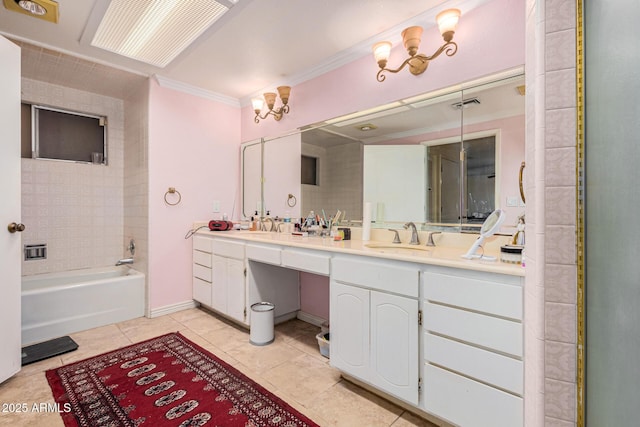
211;238;247;324
192;236;213;307
330;255;420;406
421;266;524;427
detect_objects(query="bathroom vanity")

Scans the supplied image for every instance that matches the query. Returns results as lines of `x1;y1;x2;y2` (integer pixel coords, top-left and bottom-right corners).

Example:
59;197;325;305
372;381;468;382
192;228;524;427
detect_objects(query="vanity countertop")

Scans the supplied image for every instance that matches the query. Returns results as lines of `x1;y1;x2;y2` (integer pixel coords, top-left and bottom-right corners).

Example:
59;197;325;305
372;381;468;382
194;227;525;277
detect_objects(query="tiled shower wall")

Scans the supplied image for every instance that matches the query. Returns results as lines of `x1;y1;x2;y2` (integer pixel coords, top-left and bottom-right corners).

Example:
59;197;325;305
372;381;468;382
301;142;363;222
525;0;578;425
124;82;149;299
21;78;124;275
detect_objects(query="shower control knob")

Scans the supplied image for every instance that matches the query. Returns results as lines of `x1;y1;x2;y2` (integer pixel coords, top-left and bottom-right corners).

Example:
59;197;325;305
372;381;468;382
7;222;25;233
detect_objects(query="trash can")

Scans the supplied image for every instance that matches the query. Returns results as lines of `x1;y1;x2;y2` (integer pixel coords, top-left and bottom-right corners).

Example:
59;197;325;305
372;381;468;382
249;302;275;346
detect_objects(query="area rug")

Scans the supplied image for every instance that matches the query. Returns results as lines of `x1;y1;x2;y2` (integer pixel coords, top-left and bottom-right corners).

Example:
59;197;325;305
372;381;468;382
46;332;319;427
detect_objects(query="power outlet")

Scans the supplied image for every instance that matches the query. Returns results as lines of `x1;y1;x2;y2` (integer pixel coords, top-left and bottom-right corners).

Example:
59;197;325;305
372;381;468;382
212;200;221;213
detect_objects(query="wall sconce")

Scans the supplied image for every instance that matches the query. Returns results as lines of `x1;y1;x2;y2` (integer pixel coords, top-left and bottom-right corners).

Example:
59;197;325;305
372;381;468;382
252;86;291;123
372;8;461;82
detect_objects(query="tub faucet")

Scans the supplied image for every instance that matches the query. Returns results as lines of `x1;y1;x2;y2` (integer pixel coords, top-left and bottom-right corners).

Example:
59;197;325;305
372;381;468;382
404;222;420;245
116;258;134;266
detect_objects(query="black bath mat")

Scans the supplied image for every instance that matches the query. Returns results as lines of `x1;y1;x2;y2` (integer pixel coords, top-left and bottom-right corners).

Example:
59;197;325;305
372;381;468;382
21;336;78;366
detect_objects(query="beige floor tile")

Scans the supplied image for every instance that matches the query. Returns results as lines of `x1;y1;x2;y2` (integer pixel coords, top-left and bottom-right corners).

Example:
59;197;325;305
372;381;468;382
15;356;64;379
177;311;238;335
262;352;341;407
199;322;251;351
117;314;186;342
168;306;211;323
225;339;307;374
308;380;404;427
391;411;440;427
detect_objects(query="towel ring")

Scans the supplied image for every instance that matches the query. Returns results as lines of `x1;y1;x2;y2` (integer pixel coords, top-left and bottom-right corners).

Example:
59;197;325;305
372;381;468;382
164;187;182;206
287;193;297;207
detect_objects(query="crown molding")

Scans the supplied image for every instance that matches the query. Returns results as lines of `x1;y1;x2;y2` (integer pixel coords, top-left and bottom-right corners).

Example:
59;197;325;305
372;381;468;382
154;74;241;108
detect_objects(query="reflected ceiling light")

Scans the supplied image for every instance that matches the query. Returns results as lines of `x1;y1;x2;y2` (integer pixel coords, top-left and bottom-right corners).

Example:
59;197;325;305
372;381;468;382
252;86;291;124
372;8;461;82
3;0;58;23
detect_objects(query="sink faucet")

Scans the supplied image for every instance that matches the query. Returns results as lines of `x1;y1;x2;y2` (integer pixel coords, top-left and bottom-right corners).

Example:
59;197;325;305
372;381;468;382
116;257;134;266
261;217;274;232
426;231;441;247
403;222;420;245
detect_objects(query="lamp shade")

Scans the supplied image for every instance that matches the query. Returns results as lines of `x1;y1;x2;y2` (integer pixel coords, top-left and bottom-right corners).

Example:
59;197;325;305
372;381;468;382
372;41;392;65
277;86;291;104
436;8;461;40
401;26;423;56
251;97;264;112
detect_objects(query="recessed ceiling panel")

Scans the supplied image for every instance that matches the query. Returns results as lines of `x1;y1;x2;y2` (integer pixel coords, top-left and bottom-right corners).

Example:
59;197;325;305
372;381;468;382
91;0;229;68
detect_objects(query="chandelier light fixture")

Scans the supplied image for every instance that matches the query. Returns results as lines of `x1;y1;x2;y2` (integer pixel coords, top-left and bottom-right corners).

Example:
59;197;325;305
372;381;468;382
252;86;291;123
372;8;461;82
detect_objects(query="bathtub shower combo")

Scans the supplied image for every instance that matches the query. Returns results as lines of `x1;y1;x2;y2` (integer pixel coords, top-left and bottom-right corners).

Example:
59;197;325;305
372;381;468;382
21;266;145;346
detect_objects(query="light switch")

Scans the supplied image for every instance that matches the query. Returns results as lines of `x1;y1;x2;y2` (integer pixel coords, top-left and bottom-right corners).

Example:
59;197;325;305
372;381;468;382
506;196;518;207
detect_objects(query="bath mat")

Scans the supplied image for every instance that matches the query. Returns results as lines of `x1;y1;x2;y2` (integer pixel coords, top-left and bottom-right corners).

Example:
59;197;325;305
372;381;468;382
22;335;78;366
46;332;318;427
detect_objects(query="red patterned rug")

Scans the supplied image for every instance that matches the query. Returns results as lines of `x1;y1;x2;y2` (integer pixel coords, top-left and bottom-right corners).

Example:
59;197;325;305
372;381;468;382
46;332;318;427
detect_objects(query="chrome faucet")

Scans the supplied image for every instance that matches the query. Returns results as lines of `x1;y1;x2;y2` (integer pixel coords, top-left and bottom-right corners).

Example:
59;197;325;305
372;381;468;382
388;229;401;244
426;231;441;247
403;222;420;245
116;257;134;266
261;217;274;232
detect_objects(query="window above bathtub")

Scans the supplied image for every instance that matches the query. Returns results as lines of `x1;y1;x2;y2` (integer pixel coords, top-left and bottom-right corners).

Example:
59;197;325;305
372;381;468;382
21;103;108;165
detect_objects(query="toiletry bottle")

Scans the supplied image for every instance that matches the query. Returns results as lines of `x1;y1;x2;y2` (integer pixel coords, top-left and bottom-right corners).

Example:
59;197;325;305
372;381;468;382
249;215;256;231
284;211;291;223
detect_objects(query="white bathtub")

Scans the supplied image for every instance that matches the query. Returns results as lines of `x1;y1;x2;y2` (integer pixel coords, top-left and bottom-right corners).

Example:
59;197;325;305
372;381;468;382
21;266;145;346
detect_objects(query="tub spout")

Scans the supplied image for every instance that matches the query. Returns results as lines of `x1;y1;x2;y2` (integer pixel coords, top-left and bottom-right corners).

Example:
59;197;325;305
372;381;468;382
116;258;134;266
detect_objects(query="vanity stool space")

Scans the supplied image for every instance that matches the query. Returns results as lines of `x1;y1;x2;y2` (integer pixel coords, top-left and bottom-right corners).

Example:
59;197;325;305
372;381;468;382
192;231;524;427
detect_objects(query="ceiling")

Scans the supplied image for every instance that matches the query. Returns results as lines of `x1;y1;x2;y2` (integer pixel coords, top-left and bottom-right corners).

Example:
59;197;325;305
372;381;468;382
0;0;489;103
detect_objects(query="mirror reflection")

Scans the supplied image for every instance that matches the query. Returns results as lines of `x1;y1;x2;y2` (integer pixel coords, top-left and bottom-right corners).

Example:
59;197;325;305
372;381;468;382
245;71;525;230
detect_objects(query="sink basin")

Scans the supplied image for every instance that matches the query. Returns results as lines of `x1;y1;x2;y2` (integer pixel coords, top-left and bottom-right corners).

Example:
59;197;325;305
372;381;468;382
365;242;431;255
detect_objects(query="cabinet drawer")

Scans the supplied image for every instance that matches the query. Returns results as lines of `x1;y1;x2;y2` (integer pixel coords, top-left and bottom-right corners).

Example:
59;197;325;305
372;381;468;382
246;244;281;265
423;364;523;427
332;256;418;297
193;250;212;268
193;277;212;306
193;264;212;283
424;333;523;395
423;270;522;320
282;248;330;275
423;301;522;357
212;239;245;260
193;235;213;253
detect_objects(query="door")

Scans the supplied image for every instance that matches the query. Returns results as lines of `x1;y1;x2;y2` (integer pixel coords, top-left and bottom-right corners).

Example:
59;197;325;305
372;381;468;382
0;36;22;383
226;258;246;323
370;291;419;405
211;255;228;314
330;281;369;379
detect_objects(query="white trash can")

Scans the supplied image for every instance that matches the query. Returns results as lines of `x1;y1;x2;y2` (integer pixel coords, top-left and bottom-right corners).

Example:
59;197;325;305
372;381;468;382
249;302;275;346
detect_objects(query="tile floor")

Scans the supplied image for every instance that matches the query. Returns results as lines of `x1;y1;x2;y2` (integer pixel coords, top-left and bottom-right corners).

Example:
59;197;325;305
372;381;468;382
0;308;438;427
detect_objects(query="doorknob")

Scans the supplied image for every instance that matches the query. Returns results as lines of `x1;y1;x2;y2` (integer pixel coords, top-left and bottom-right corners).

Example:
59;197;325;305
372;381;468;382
7;222;25;233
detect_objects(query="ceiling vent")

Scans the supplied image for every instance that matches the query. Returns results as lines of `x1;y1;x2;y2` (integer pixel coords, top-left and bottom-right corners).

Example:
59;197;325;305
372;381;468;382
90;0;236;68
451;97;481;110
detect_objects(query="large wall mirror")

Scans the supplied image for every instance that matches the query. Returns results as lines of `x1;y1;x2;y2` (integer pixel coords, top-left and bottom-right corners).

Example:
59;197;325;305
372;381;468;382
242;69;525;230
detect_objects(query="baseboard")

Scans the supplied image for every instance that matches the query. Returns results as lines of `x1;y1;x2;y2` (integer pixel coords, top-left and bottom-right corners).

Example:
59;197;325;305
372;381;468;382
149;300;198;318
296;311;327;327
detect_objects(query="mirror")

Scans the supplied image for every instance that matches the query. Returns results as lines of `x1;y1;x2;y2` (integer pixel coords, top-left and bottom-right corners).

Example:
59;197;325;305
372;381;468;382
244;70;525;230
461;208;507;260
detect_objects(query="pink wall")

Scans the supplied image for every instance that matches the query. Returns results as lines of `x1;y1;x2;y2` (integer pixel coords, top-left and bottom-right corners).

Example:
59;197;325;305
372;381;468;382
148;79;241;311
299;272;330;320
240;0;525;142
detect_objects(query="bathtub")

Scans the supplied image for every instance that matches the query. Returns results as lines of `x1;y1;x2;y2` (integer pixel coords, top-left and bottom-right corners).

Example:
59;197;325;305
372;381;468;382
21;266;145;346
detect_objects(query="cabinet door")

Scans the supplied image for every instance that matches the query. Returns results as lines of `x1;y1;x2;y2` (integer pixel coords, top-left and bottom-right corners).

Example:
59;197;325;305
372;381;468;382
226;258;246;323
330;281;369;379
211;255;228;313
370;291;419;405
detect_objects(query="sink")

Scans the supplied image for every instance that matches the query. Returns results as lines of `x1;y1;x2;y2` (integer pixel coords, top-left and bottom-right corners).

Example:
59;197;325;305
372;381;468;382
365;242;431;255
